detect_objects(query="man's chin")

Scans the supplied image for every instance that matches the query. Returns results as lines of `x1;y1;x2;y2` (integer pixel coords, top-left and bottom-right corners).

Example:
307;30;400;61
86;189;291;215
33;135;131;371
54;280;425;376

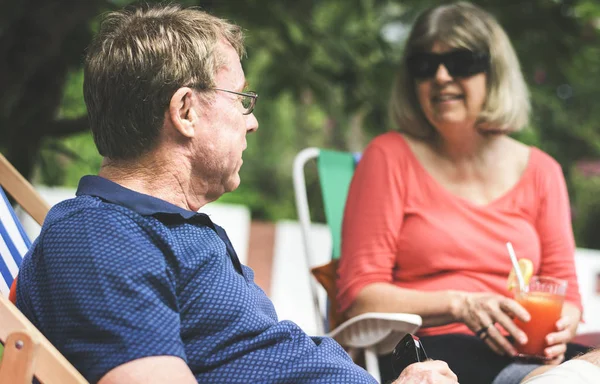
224;175;241;193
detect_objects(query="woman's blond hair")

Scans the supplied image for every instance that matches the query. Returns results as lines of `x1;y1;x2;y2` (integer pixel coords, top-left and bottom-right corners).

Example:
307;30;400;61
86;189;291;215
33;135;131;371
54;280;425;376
389;2;530;139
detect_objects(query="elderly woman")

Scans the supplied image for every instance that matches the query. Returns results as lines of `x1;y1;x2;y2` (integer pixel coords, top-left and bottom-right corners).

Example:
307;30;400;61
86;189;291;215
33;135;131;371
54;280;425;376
337;2;588;384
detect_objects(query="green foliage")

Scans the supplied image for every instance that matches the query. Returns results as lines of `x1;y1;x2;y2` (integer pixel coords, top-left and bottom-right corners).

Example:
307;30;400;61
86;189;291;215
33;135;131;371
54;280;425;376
42;0;600;236
37;68;101;187
572;171;600;249
58;69;86;120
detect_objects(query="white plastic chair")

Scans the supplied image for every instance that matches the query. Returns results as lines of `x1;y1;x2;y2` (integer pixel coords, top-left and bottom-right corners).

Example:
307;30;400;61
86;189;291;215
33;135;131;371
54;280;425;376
573;248;600;346
293;147;422;383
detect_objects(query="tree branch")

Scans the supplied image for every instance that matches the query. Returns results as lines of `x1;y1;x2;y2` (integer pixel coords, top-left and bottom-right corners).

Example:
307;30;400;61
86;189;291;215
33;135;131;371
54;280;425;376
47;116;90;138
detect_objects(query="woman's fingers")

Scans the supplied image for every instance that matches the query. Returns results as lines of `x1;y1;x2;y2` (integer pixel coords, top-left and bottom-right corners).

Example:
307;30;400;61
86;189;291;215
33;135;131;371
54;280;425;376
552;316;577;342
463;293;551;357
462;294;575;360
477;297;524;355
545;326;569;361
546;328;571;346
544;352;565;365
491;306;528;345
499;298;530;323
484;322;518;356
544;342;567;360
483;334;505;356
471;309;515;356
555;317;569;331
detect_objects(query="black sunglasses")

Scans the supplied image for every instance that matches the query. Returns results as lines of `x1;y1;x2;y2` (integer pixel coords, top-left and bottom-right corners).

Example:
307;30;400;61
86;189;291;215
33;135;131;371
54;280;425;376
407;49;490;79
391;333;429;376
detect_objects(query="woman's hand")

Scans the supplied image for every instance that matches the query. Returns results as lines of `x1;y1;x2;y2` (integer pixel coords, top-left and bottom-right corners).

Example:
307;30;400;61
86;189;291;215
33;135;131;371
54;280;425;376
455;292;530;356
543;303;581;364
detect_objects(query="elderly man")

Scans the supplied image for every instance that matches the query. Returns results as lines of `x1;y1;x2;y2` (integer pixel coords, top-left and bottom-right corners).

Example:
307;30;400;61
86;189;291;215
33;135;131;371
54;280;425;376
15;4;457;384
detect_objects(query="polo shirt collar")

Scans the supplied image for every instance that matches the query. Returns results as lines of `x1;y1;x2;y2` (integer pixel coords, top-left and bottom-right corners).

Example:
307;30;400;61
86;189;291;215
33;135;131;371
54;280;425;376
76;175;245;276
76;175;208;221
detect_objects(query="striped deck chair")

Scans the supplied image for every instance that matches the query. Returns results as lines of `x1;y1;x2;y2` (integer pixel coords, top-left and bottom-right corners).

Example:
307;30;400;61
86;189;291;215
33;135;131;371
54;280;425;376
0;186;30;298
0;152;87;383
0;153;48;299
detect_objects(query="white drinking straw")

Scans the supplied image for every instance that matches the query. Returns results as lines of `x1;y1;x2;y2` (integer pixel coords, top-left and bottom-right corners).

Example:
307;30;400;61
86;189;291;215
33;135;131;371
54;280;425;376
506;242;526;292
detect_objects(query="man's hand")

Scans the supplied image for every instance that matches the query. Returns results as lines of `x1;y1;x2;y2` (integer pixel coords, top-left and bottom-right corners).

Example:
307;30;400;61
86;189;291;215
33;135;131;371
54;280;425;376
391;360;458;384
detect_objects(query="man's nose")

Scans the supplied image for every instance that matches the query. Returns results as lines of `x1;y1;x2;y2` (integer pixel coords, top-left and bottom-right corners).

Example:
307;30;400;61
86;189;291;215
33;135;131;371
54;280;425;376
246;113;258;133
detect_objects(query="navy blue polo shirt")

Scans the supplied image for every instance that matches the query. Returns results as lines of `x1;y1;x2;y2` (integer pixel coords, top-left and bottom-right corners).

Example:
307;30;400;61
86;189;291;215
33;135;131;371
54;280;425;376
16;176;375;383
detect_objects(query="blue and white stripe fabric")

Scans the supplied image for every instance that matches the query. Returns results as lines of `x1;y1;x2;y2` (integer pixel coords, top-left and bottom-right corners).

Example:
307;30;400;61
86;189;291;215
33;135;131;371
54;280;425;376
0;186;30;296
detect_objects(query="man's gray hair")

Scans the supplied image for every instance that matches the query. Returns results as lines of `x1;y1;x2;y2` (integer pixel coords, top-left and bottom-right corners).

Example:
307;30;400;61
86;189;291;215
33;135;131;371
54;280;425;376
84;4;245;159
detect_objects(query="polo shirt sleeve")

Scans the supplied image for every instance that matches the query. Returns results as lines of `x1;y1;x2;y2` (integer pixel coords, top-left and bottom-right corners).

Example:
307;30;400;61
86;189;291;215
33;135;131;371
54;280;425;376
19;207;186;383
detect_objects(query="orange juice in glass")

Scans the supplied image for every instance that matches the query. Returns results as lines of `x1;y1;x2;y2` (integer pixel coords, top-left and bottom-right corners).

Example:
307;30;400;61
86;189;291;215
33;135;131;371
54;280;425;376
513;276;567;360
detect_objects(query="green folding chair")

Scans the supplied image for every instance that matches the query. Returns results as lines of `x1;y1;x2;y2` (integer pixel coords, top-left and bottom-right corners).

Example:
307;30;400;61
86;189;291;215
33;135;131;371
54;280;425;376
293;147;422;383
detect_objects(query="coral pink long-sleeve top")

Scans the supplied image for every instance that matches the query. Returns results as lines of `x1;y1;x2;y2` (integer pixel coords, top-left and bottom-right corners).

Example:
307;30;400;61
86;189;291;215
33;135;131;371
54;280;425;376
337;132;582;336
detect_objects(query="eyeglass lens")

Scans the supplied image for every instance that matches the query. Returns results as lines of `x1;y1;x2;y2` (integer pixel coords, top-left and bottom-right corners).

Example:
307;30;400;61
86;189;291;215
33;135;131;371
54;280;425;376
241;93;255;109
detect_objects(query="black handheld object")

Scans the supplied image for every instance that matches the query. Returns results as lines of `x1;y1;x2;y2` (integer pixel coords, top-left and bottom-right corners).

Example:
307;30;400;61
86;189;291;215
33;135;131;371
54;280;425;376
391;333;429;376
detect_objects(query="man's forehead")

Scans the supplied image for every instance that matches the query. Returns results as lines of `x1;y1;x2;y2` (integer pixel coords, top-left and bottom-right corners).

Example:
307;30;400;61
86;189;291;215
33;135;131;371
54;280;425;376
216;41;245;88
218;40;240;61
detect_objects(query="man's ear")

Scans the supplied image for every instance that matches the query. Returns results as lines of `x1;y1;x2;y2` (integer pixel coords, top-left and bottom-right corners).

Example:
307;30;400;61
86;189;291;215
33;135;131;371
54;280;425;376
168;87;196;138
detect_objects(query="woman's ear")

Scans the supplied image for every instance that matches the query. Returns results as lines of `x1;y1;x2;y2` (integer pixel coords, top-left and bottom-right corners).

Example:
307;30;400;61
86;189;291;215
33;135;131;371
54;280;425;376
168;87;196;138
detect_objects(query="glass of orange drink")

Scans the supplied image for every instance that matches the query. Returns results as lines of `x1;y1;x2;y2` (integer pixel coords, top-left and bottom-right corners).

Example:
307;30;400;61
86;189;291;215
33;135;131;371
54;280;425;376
513;276;567;360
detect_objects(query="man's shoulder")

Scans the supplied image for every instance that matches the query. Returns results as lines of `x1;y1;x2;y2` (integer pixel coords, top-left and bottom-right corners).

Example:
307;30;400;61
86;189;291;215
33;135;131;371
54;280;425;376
21;195;181;288
33;195;163;263
34;195;220;269
43;194;146;234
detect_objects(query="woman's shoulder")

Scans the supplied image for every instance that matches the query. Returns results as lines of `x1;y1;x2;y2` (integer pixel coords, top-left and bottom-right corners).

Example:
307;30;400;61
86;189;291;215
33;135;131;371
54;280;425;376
529;147;561;168
525;145;562;174
365;131;413;157
513;140;565;187
502;136;560;170
355;132;417;176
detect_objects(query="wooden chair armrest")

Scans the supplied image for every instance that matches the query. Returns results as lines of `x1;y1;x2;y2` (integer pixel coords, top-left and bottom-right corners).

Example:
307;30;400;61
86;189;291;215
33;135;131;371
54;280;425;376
0;296;88;383
0;152;49;226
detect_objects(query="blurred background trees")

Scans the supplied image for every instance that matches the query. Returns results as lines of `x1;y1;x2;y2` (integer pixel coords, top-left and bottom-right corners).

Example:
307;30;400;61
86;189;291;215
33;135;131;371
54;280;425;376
2;0;600;246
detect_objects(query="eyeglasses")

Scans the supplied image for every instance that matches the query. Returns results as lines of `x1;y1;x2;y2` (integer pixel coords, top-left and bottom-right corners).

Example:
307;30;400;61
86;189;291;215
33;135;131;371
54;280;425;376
407;49;490;80
213;88;259;115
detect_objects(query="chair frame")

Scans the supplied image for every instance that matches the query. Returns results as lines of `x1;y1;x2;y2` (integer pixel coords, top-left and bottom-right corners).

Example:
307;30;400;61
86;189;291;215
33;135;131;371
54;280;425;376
293;147;422;383
0;295;88;383
0;153;49;226
0;152;88;383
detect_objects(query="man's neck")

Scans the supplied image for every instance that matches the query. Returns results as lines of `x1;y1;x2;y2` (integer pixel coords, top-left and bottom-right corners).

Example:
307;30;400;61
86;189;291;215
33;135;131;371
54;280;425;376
98;154;213;212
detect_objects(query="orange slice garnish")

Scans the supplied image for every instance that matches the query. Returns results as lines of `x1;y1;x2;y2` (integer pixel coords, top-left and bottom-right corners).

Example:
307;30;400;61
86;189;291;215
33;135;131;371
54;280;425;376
507;258;534;292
